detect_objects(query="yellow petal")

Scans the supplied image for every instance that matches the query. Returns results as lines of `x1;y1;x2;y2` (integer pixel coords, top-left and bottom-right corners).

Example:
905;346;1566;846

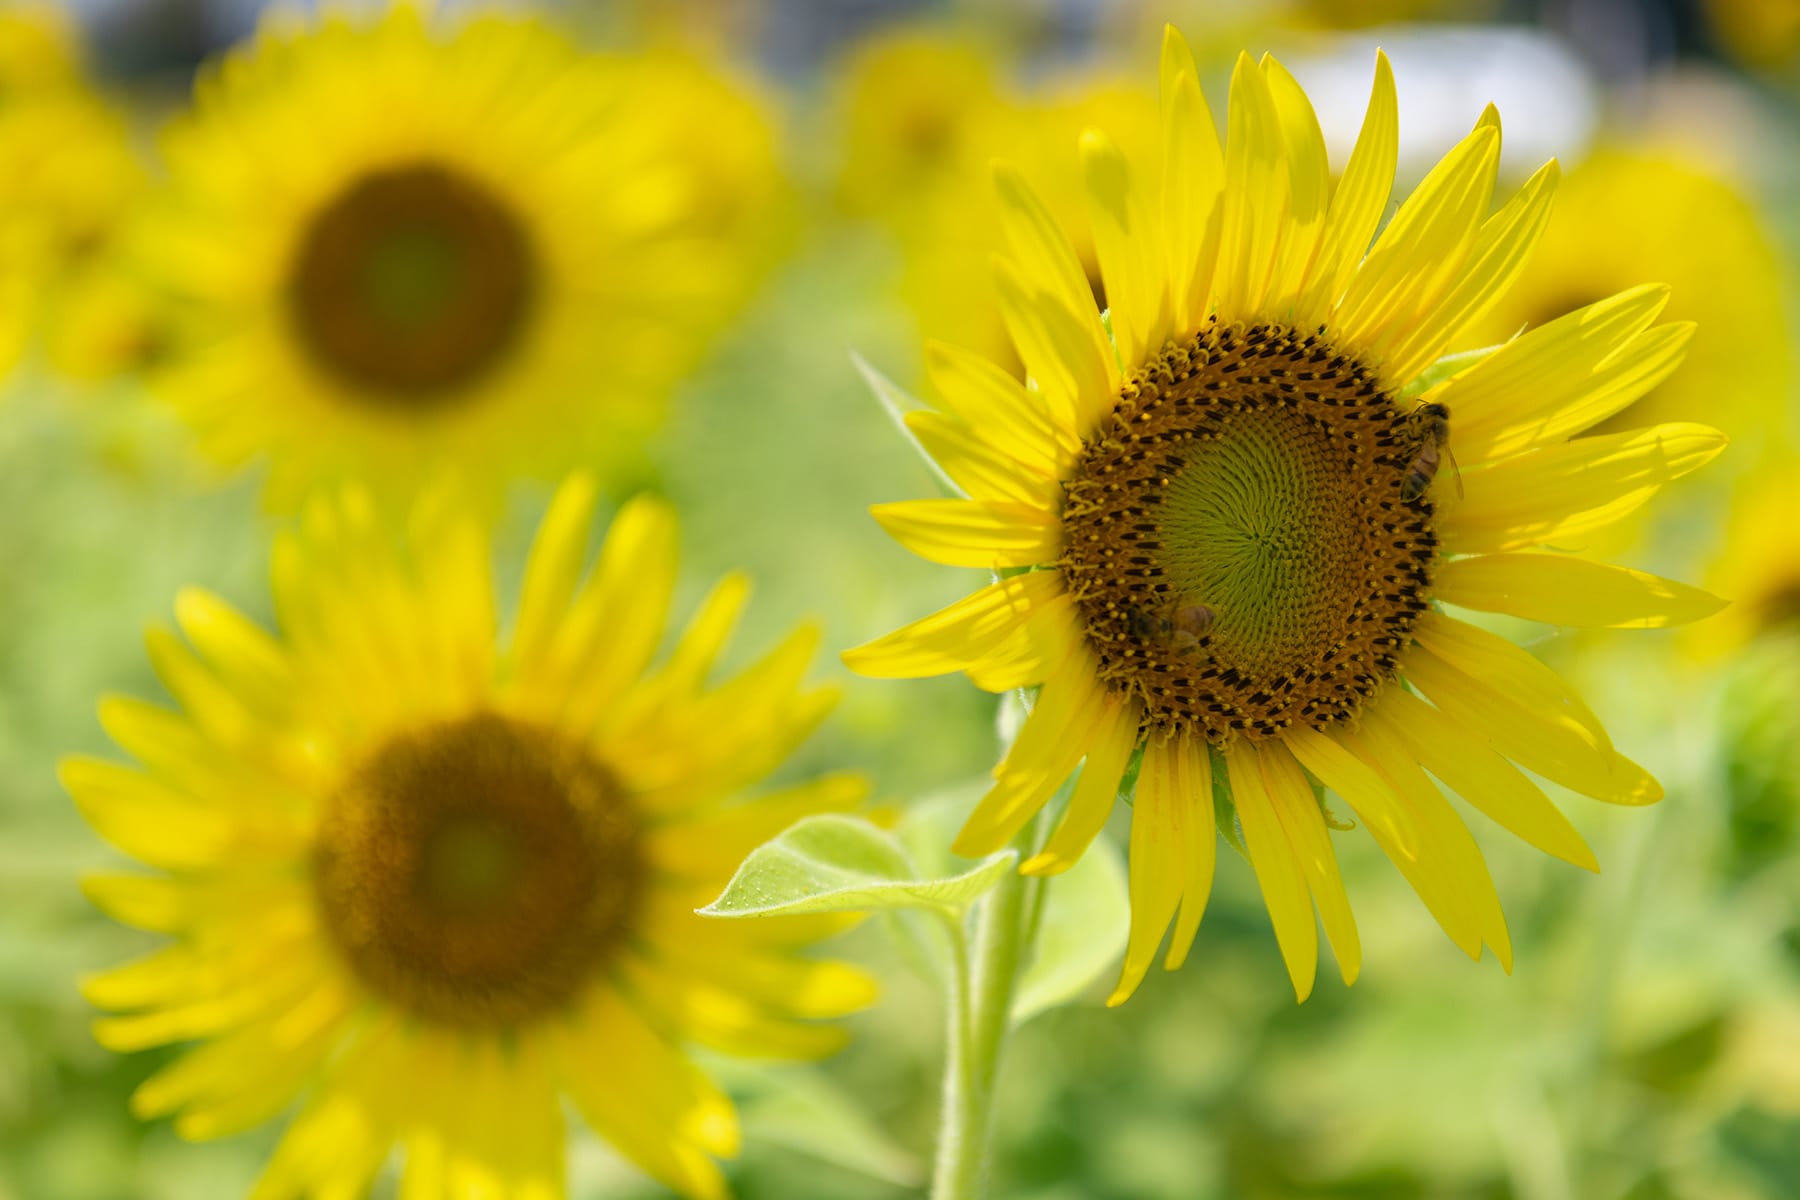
510;474;599;680
1435;553;1728;628
963;592;1081;694
1158;25;1224;331
925;338;1078;468
1226;742;1317;1001
1083;126;1171;369
1107;737;1190;1004
993;162;1115;382
640;570;751;704
1344;711;1513;969
870;498;1061;569
553;985;737;1199
1162;736;1218;972
955;655;1111;854
648;772;869;879
1433;282;1672;455
1258;54;1331;310
1379;687;1598;871
1382;158;1559;385
528;494;678;734
173;588;293;712
1259;740;1360;986
1333;124;1498;375
1283;722;1417;858
907;409;1057;508
1293;50;1396;327
1450;318;1696;464
994;257;1115;436
627;957;849;1063
1214;53;1287;317
62;757;235;869
841;569;1064;680
1406;614;1662;805
1022;693;1139;876
1440;422;1728;554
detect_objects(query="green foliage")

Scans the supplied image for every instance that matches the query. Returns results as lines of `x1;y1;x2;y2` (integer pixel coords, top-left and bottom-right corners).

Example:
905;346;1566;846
700;813;1017;919
1012;835;1129;1023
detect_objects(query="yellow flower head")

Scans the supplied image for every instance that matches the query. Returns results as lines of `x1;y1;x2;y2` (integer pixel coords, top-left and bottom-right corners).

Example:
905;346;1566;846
836;29;1158;374
847;30;1727;1004
137;4;783;506
0;5;156;384
70;478;873;1198
1697;462;1800;658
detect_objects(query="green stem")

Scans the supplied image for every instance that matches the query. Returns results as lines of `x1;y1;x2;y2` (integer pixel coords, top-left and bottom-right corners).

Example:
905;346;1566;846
929;858;1037;1200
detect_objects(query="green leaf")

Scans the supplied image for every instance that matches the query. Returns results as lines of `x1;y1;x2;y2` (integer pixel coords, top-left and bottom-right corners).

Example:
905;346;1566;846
1012;835;1130;1022
1210;750;1248;860
712;1062;926;1188
699;813;1017;919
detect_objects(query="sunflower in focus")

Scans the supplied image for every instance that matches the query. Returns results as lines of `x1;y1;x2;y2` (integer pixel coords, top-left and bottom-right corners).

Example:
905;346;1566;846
70;478;872;1197
847;30;1727;1004
835;29;1158;375
138;4;782;506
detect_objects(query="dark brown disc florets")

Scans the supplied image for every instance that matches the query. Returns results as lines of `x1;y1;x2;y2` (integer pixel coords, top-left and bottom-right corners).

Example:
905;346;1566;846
313;712;640;1029
1060;320;1442;746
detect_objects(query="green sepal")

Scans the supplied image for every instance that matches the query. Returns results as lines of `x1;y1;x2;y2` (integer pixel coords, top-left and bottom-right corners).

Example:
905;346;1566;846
1210;748;1249;860
1398;342;1507;401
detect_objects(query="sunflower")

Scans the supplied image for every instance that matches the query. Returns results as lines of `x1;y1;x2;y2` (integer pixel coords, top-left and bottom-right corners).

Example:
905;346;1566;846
845;30;1727;1004
1695;462;1800;658
0;4;156;385
70;477;873;1198
137;4;782;506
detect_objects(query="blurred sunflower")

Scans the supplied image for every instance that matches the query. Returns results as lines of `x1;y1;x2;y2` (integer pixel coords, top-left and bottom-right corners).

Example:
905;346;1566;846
69;478;873;1198
138;4;783;506
835;29;1158;375
0;4;158;385
847;31;1726;1004
1467;146;1791;452
1703;0;1800;71
1696;463;1800;658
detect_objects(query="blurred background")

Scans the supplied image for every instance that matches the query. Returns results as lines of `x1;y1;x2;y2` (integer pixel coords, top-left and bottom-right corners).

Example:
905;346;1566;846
2;0;1797;1196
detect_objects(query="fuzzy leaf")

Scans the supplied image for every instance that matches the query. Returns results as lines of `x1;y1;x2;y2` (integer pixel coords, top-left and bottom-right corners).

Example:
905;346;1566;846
700;813;1017;918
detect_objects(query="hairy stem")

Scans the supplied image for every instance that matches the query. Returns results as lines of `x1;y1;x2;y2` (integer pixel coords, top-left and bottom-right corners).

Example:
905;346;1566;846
929;856;1038;1199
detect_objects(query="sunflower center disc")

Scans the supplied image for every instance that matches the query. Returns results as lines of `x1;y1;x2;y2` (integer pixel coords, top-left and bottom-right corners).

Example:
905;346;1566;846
313;713;640;1028
1061;321;1440;745
288;162;536;403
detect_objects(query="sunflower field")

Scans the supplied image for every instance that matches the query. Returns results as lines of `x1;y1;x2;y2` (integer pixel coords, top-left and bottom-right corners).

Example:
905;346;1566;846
2;0;1797;1197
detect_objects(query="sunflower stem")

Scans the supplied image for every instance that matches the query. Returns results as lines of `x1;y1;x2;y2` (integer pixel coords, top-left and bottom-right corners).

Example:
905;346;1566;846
930;843;1038;1200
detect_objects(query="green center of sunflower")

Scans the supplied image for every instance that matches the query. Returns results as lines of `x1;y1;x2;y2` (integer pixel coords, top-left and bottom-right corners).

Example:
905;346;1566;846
288;162;536;404
312;712;640;1028
1061;321;1441;745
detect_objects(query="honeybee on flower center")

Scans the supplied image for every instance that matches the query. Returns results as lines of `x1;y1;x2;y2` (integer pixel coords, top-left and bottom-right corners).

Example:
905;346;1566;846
1126;599;1217;655
1400;401;1461;501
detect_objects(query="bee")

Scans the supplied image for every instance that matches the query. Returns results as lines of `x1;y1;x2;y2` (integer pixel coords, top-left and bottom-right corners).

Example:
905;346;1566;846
1124;598;1216;655
1399;401;1462;501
